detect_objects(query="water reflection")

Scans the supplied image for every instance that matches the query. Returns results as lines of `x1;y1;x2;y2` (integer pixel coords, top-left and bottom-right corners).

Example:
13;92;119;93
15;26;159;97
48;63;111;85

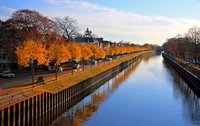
164;61;200;125
51;54;147;126
52;54;200;126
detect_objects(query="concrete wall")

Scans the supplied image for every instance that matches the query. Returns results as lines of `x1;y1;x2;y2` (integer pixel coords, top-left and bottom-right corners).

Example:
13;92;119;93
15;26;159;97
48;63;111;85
162;53;200;90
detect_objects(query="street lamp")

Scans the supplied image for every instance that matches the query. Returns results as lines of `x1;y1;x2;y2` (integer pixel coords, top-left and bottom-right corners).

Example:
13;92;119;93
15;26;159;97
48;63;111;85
30;59;34;87
71;58;74;75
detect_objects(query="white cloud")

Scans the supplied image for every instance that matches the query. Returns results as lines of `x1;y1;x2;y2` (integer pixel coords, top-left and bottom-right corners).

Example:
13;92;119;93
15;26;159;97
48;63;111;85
44;0;200;45
1;0;200;45
0;5;16;12
0;5;16;21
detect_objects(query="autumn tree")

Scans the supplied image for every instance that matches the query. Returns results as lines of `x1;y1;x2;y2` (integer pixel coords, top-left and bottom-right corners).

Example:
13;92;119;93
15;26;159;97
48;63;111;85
66;42;82;74
89;44;105;65
16;40;47;67
48;42;71;79
185;26;200;44
103;47;114;57
16;40;47;85
55;16;79;41
9;9;56;42
66;42;82;60
5;9;57;61
80;44;93;70
111;46;120;56
185;26;200;61
96;47;106;60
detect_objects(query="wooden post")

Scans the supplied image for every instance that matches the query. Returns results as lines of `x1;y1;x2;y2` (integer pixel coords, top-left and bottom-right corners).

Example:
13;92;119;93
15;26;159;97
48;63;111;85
25;99;29;126
46;92;50;126
41;93;44;126
33;96;37;126
29;98;33;126
64;89;67;111
15;103;20;126
20;101;25;126
10;105;14;126
0;109;3;126
53;94;55;120
62;91;64;112
44;92;47;126
37;95;40;126
50;93;53;124
55;93;57;118
67;88;69;109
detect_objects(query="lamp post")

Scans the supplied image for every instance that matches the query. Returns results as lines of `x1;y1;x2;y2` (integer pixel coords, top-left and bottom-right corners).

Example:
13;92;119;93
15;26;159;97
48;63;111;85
30;59;34;87
71;58;74;75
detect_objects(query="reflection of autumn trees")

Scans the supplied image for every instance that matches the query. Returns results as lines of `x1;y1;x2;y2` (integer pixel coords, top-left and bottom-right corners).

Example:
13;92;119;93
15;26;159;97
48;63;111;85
54;56;148;126
110;58;142;93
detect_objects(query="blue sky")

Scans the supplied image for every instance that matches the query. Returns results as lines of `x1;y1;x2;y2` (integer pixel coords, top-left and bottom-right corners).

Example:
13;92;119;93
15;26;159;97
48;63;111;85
86;0;200;19
1;0;200;45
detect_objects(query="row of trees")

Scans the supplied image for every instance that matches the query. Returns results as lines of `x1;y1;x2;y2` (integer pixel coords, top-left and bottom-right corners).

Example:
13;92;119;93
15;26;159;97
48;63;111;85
16;40;147;67
16;40;147;79
163;26;200;64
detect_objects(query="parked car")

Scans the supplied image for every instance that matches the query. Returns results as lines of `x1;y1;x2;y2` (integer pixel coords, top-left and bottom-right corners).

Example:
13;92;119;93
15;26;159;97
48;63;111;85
52;67;63;73
0;71;15;78
90;59;97;65
72;64;80;69
106;57;112;61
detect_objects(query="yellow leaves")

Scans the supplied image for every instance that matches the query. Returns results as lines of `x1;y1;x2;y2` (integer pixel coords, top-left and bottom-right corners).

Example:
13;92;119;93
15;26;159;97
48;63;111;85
16;40;47;67
16;39;147;67
48;42;71;65
66;42;82;60
103;47;114;56
97;47;105;59
109;46;148;56
80;44;93;60
88;44;106;59
111;46;119;55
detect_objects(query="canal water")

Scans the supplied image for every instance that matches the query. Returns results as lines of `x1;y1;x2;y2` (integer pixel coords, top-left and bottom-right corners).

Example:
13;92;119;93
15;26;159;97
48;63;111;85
52;54;200;126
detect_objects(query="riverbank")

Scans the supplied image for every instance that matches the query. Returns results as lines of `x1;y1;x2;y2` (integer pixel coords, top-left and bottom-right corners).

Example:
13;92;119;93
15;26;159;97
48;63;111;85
0;51;152;126
162;53;200;89
0;51;151;108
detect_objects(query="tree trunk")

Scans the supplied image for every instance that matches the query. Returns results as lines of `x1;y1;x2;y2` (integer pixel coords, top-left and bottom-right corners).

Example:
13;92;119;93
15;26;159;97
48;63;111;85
31;61;35;87
55;65;58;80
82;58;85;71
71;60;74;75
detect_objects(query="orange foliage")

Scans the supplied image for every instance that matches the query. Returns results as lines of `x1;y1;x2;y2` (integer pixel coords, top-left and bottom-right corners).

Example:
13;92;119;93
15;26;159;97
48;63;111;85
103;47;114;56
97;47;106;59
47;42;71;65
80;44;93;60
16;40;47;67
89;44;105;59
66;42;82;60
16;39;148;67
